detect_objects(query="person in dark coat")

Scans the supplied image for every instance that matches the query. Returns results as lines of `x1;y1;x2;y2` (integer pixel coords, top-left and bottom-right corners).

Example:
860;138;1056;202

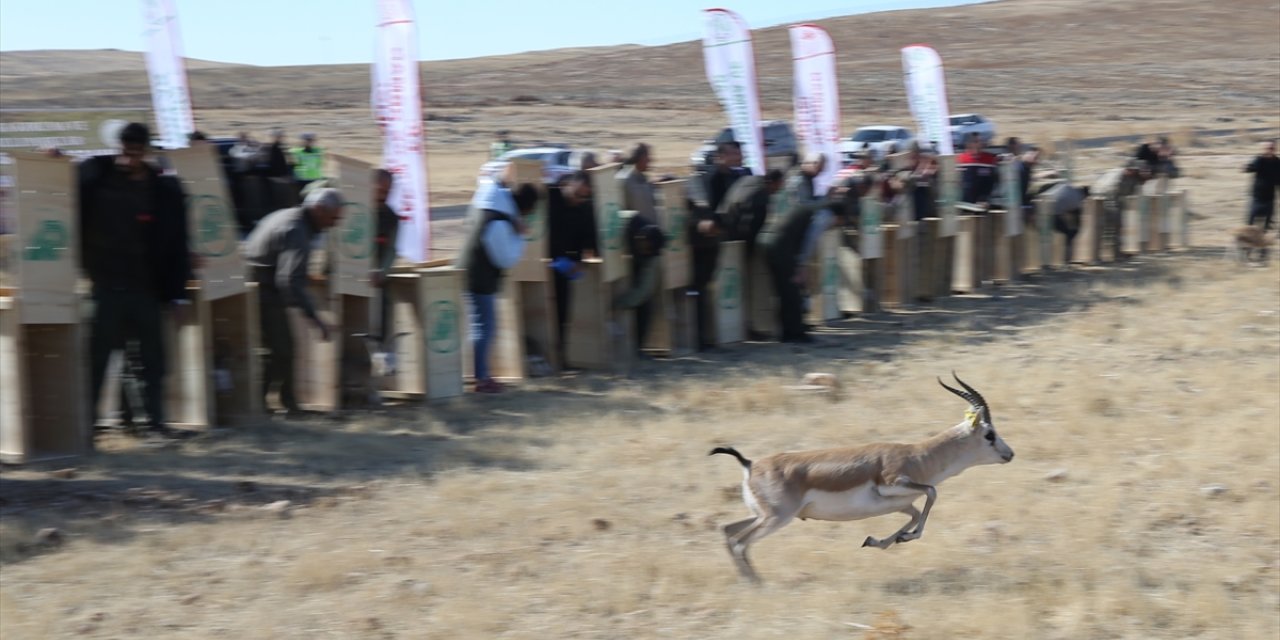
79;122;193;439
372;169;400;342
757;154;834;343
1245;140;1280;231
546;171;597;367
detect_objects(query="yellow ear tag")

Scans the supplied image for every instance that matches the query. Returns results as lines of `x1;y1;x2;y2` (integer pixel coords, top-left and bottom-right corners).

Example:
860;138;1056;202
964;409;979;429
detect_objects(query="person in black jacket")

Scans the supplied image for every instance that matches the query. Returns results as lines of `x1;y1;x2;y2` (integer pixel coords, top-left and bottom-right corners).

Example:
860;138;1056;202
79;122;193;439
546;171;597;367
1245;140;1279;231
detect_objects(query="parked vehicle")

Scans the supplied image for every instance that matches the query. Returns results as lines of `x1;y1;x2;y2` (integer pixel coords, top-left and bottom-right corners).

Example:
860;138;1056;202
688;120;799;174
839;126;915;165
948;113;996;147
476;146;581;186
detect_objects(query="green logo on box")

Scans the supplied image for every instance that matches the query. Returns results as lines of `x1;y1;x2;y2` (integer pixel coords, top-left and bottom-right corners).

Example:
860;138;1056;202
340;202;372;260
193;194;236;258
428;300;459;354
604;203;622;251
823;257;838;294
719;266;740;310
24;219;68;262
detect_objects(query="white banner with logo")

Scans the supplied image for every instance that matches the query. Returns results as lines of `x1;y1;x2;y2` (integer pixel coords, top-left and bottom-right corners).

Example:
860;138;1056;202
373;0;431;263
141;0;195;149
901;44;953;156
789;24;840;195
702;9;766;175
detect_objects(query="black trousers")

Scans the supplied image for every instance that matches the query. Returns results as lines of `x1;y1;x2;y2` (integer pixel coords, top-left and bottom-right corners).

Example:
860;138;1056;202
1249;198;1276;231
553;269;573;363
90;287;166;427
635;299;653;356
691;246;720;348
377;280;392;342
257;285;299;411
767;256;806;341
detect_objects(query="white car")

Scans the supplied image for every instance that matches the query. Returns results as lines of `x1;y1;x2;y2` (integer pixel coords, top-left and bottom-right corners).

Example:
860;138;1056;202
477;147;580;187
839;126;914;165
949;113;996;147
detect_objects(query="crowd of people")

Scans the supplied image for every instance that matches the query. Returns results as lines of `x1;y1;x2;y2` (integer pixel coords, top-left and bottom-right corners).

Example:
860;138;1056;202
6;117;1270;436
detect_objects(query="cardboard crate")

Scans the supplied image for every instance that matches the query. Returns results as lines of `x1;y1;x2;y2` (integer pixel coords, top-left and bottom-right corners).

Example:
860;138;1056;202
656;180;691;290
713;241;746;344
565;260;634;374
419;267;466;400
509;158;550;283
590;164;626;283
1022;208;1044;273
990;210;1015;284
1146;194;1167;252
915;218;946;300
952;216;979;293
326;153;377;298
1076;197;1102;265
0;153;87;463
380;267;466;402
748;247;778;337
1171;190;1190;249
162;285;262;427
288;277;342;412
644;286;696;356
1;298;87;463
1123;195;1143;255
805;228;842;325
517;278;558;372
881;224;909;307
936;155;959;237
1035;198;1059;268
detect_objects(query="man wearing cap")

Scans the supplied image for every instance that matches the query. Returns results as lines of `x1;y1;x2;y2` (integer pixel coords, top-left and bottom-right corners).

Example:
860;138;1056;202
716;168;785;342
291;133;325;196
546;171;597;367
243;188;344;416
79;122;193;439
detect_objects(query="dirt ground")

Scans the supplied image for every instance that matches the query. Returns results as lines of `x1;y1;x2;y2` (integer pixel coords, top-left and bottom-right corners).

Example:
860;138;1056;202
2;0;1280;637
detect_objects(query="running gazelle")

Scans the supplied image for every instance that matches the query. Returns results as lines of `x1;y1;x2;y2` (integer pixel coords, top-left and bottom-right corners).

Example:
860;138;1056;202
710;373;1014;582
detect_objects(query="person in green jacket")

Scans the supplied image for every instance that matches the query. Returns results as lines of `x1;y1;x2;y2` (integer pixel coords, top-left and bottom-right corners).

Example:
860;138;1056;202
291;133;325;195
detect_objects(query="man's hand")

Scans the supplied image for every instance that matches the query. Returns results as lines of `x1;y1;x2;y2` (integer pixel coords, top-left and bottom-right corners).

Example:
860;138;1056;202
313;318;332;342
697;219;719;237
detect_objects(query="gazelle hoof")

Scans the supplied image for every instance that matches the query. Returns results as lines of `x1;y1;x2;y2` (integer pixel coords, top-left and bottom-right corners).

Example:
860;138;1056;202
862;536;877;548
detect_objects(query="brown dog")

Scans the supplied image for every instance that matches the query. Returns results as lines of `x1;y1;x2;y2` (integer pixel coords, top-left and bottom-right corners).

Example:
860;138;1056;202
1226;225;1274;264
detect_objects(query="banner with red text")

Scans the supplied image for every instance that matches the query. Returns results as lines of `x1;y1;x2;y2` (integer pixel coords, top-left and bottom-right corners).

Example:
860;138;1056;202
789;24;840;195
373;0;431;262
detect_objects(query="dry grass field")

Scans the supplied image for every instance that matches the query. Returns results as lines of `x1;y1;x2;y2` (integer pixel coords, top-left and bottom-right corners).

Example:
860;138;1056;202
2;0;1279;637
1;140;1277;638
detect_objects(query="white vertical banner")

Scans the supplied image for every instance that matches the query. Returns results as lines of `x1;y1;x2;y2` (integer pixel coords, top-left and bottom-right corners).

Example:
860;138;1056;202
373;0;431;263
141;0;195;149
702;8;766;175
901;44;953;156
789;24;840;195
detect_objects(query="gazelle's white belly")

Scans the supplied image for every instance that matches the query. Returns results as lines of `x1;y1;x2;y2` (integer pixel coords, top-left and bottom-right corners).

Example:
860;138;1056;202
796;483;918;522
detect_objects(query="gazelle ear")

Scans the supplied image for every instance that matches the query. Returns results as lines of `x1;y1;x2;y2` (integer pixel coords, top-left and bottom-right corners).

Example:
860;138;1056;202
964;408;980;430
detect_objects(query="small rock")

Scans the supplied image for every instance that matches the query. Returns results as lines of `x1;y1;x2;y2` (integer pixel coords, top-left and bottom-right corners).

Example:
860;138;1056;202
592;518;612;531
262;500;291;515
180;594;201;605
50;468;78;480
89;612;106;623
1200;484;1229;497
34;528;63;547
236;481;258;493
1044;469;1069;483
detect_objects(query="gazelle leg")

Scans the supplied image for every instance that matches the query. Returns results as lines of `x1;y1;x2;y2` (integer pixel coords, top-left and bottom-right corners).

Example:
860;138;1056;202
726;511;797;584
867;479;937;545
862;505;922;550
